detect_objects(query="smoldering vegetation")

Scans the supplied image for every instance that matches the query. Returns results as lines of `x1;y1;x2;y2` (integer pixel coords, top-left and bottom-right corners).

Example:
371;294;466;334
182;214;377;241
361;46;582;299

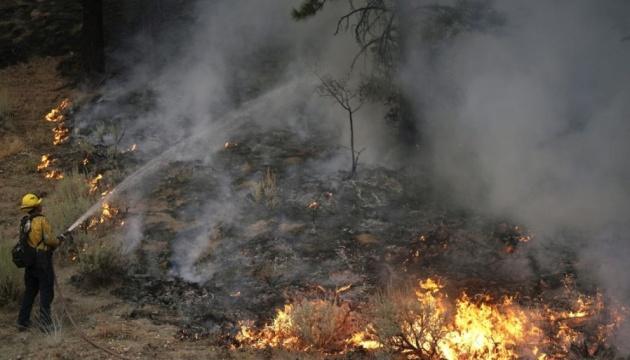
52;0;630;357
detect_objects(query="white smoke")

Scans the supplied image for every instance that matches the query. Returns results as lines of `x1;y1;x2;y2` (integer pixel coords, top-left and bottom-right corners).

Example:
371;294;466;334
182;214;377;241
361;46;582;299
403;0;630;303
87;0;398;282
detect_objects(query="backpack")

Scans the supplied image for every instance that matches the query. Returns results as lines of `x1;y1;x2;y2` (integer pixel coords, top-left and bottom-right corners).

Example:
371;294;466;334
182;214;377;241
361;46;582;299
11;214;43;268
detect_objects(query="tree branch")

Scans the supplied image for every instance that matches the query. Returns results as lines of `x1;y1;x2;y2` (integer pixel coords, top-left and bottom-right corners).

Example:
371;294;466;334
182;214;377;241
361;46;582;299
335;5;386;35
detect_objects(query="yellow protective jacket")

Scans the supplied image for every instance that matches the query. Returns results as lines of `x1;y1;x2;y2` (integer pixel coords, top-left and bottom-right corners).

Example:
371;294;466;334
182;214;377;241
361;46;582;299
28;216;59;251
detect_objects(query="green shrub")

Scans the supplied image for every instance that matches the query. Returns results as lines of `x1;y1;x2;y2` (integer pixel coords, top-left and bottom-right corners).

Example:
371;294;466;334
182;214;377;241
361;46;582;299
77;242;126;287
0;243;23;306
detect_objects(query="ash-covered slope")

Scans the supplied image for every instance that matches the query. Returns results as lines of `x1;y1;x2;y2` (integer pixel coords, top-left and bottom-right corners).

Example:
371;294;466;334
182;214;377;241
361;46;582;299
111;126;572;332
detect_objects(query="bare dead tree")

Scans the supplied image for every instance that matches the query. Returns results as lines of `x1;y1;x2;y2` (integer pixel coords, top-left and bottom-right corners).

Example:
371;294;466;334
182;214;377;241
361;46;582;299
317;75;365;177
294;1;504;148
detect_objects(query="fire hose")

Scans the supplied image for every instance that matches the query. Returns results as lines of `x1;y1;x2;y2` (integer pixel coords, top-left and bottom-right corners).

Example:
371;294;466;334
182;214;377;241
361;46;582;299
52;237;131;360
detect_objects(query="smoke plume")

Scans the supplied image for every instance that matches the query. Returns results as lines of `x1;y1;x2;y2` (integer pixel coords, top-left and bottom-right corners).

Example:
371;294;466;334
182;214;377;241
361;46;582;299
403;0;630;306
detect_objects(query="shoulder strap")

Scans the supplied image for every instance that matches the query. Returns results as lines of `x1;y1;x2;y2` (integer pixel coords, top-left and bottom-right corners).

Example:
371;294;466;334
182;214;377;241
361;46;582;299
19;215;30;235
29;214;43;220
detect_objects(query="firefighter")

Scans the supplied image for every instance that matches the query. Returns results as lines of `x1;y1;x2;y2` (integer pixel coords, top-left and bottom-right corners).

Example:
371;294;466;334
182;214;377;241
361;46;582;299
16;193;67;331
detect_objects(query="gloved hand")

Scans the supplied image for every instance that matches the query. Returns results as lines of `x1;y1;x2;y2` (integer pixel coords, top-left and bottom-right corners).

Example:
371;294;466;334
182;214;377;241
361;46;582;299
57;231;73;243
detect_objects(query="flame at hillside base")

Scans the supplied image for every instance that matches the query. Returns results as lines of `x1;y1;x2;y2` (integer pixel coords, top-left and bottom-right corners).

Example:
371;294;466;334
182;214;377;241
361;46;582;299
89;174;104;194
44;98;72;145
236;278;626;359
44;98;71;122
85;174;123;229
36;154;63;180
86;201;121;229
52;123;70;145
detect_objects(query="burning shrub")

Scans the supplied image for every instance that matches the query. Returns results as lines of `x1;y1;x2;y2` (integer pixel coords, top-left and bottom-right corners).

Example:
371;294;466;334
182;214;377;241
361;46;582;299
369;279;450;358
76;242;127;287
365;278;626;360
237;297;361;353
0;243;23;306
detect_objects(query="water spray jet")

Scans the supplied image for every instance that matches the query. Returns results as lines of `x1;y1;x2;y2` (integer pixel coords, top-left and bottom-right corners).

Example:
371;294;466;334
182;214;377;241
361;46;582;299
65;82;302;232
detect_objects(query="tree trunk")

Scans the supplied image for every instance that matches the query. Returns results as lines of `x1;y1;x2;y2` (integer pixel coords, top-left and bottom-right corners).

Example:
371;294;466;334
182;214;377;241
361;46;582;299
349;109;357;176
395;0;419;148
81;0;105;75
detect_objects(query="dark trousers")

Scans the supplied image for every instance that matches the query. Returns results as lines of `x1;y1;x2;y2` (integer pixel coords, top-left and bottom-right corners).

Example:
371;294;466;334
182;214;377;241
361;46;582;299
17;253;55;329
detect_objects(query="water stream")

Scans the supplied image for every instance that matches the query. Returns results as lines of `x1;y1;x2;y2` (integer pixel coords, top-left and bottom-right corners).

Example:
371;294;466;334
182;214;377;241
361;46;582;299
66;81;299;232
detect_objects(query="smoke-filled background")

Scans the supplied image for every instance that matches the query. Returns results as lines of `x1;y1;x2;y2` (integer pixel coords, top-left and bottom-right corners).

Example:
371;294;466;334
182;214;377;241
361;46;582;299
76;0;630;348
402;0;630;345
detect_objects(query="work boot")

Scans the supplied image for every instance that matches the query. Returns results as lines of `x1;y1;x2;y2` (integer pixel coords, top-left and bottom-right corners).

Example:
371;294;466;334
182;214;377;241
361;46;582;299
16;323;29;332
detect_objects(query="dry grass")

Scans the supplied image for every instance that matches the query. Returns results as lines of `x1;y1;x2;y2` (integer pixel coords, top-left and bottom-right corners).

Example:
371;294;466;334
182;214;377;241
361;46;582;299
0;87;12;124
94;322;137;341
41;312;66;346
0;136;26;159
253;167;279;208
45;170;95;258
0;87;20;142
0;242;23;306
77;241;127;287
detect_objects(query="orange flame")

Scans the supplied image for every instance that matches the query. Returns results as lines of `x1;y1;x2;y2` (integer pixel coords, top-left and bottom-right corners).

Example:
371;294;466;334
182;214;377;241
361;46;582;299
52;123;70;145
44;170;64;180
44;99;70;122
237;278;625;358
37;154;64;180
45;99;72;145
237;299;362;353
88;174;103;194
37;154;52;171
44;98;70;122
87;201;120;229
85;174;122;229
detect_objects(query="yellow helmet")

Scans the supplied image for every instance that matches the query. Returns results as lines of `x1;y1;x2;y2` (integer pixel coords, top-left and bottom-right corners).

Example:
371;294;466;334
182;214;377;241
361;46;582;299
20;193;42;210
